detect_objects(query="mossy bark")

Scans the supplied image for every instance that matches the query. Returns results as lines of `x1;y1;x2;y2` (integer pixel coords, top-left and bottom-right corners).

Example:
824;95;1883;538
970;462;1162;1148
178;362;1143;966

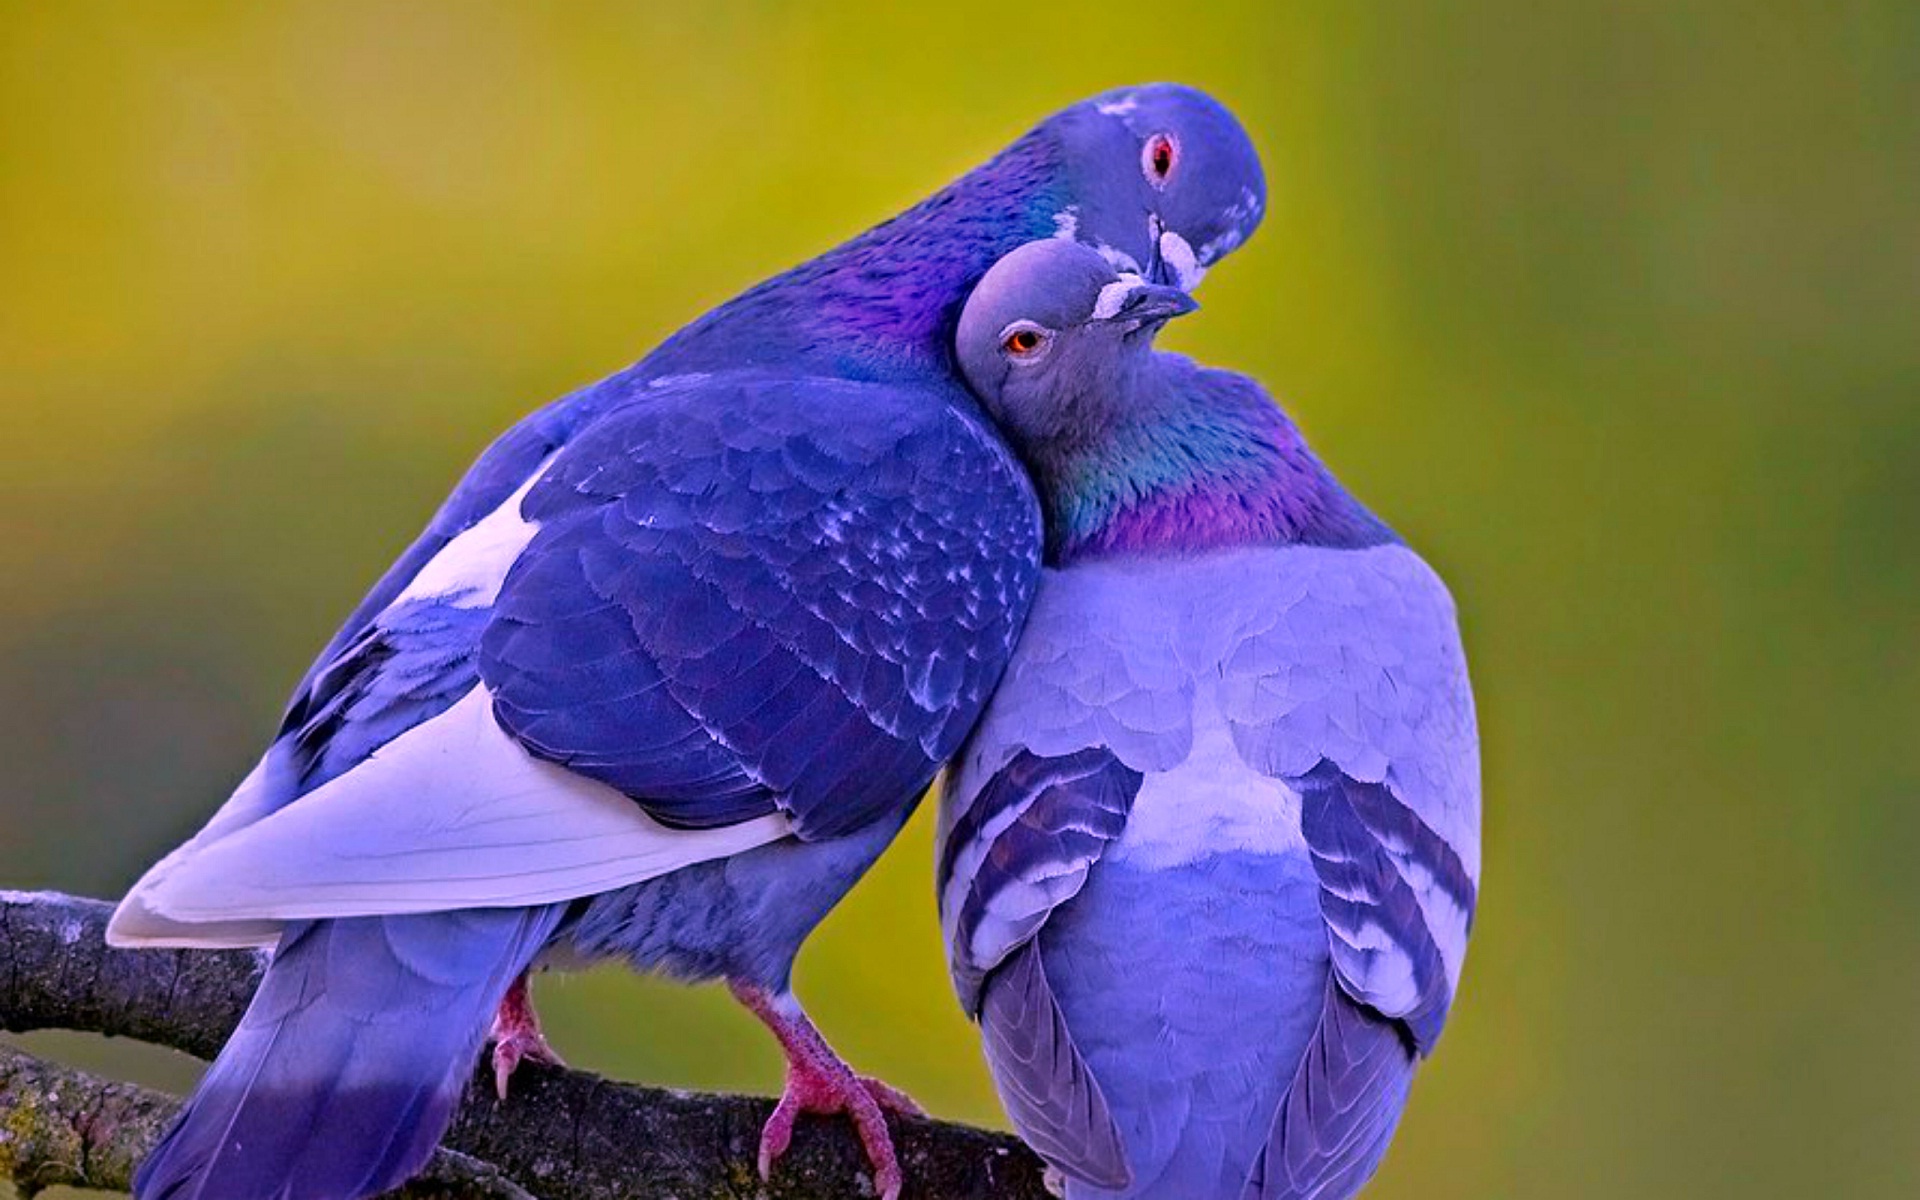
0;892;1050;1200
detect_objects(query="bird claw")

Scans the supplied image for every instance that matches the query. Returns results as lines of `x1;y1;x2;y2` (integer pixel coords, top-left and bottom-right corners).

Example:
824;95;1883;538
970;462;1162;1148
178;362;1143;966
858;1074;926;1119
489;1026;565;1101
488;973;563;1101
728;981;918;1200
757;1057;912;1200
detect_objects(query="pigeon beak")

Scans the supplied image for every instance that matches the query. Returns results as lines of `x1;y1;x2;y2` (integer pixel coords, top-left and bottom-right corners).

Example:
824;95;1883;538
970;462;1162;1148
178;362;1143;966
1106;283;1200;326
1143;215;1171;285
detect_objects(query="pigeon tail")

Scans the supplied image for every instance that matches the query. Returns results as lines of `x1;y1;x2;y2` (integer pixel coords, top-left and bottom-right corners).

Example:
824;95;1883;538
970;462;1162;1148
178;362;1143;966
1241;976;1417;1200
135;906;565;1200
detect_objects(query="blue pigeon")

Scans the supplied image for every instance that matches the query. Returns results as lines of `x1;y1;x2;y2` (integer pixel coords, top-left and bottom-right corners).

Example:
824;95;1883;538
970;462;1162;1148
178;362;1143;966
937;239;1480;1199
106;85;1267;1200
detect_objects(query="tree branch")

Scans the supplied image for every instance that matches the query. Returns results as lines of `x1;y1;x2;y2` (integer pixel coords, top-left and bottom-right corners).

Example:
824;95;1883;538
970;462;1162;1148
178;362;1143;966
0;891;1049;1200
0;1047;534;1200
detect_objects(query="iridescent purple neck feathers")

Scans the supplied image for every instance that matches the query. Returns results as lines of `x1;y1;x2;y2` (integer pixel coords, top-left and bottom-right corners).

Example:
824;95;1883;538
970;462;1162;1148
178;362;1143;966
644;133;1068;384
1039;356;1395;564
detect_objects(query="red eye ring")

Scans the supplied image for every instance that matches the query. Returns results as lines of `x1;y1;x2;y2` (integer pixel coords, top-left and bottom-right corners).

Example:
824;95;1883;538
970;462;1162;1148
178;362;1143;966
1143;132;1178;188
1004;328;1043;355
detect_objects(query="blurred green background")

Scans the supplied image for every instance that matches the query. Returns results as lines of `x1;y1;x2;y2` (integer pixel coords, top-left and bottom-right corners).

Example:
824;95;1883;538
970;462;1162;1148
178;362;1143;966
3;3;1916;1197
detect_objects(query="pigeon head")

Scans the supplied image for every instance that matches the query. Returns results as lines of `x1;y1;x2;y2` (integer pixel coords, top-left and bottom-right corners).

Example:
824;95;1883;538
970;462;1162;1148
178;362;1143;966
645;84;1260;381
957;238;1196;450
1044;83;1266;290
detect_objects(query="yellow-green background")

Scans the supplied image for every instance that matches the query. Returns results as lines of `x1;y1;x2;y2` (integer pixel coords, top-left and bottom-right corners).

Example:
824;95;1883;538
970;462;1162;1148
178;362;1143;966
3;3;1916;1197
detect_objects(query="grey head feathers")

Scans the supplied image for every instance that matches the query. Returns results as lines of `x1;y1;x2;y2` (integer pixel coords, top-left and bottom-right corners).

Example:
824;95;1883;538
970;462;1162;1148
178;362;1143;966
1050;83;1268;286
956;239;1196;450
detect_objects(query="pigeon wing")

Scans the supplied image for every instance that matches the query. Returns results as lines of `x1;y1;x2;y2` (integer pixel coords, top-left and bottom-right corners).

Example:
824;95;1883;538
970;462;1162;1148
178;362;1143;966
938;746;1142;1188
481;372;1040;839
1222;545;1481;1196
112;371;1040;943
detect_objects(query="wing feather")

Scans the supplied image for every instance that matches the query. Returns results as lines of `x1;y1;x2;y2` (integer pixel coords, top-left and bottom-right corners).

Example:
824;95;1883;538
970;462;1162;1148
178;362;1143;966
938;746;1142;1188
482;374;1039;839
114;370;1040;946
980;942;1131;1190
114;686;791;946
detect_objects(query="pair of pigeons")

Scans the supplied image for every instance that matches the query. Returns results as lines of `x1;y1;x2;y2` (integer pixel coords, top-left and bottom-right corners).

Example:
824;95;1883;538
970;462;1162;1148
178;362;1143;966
109;82;1479;1200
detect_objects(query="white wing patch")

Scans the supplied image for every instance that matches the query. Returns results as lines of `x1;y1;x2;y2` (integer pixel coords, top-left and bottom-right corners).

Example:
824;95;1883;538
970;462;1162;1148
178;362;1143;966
109;686;793;948
393;458;552;609
107;759;293;947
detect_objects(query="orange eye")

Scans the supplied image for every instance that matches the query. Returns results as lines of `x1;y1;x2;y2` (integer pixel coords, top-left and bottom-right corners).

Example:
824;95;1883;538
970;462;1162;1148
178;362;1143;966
1144;133;1177;187
1004;328;1043;355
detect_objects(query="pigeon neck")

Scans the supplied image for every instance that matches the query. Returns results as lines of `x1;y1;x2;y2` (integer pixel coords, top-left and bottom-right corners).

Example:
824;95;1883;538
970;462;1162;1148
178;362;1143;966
1039;357;1397;564
641;132;1069;386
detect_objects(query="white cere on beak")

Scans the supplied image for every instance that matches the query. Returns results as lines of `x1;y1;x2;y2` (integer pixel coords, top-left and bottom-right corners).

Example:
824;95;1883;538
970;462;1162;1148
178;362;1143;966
1091;274;1148;320
1159;230;1206;290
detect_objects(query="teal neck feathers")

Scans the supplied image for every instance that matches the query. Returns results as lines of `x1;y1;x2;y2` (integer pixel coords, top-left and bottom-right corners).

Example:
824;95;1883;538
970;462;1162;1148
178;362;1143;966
1039;357;1396;564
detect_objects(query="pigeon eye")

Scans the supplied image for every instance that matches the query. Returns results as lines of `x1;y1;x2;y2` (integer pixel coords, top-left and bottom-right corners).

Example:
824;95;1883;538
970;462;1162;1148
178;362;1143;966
1001;324;1050;360
1143;133;1178;188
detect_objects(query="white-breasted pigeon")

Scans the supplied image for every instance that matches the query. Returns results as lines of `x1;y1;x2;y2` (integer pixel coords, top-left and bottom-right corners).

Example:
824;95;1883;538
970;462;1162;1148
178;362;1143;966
939;239;1480;1199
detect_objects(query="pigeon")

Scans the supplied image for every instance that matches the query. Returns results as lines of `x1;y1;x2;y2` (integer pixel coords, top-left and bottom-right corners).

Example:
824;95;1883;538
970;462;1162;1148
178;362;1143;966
107;85;1268;1200
937;239;1480;1199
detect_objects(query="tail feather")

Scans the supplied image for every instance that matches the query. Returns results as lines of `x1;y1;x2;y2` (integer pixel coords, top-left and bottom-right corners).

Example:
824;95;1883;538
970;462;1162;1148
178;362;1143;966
1241;976;1417;1200
136;905;565;1200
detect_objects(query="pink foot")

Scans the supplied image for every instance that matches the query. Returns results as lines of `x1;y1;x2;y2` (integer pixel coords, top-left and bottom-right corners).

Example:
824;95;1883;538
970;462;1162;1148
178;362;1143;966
730;981;923;1200
488;972;564;1100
